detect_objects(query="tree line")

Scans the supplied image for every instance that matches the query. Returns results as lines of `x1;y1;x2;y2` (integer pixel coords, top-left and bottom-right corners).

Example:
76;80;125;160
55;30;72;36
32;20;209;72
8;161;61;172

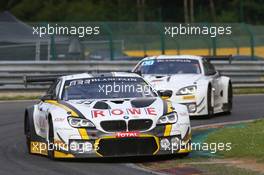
0;0;263;24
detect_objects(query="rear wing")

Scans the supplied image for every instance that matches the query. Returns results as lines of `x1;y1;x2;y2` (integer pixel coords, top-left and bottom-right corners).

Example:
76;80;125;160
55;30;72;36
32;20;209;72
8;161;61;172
202;55;232;64
23;75;61;88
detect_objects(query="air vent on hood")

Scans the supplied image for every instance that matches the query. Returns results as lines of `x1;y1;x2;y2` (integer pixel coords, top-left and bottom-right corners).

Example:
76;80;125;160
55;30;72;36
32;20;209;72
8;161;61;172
110;100;125;104
131;98;156;108
93;101;110;109
155;76;164;78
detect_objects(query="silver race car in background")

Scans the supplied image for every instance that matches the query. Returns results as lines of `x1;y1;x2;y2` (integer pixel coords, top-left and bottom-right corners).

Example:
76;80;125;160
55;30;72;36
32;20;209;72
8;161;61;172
132;55;233;117
24;72;191;159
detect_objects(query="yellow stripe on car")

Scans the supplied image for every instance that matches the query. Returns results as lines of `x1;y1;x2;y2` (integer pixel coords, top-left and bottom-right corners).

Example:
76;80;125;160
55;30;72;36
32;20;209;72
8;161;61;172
167;101;173;113
30;141;48;156
164;124;172;136
182;95;195;100
54;151;74;158
78;128;89;139
45;100;89;140
45;100;78;117
178;147;192;153
163;101;173;136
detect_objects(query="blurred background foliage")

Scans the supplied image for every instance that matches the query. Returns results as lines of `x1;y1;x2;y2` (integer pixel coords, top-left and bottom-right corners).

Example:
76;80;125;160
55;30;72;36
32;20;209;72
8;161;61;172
0;0;263;24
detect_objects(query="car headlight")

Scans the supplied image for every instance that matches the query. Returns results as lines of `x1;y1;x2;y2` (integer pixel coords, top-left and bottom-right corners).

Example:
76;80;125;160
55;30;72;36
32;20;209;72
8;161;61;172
176;85;197;95
68;117;95;128
157;112;178;125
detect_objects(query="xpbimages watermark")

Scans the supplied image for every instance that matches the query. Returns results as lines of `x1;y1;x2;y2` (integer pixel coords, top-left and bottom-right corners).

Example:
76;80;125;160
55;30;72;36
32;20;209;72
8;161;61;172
164;24;232;38
98;82;153;96
161;140;232;154
31;141;100;154
32;23;100;38
31;140;232;155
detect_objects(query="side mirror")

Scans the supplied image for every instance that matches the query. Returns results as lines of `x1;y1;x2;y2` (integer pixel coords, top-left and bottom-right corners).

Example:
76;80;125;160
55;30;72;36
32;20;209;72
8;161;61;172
157;90;173;99
133;69;142;76
216;70;221;76
40;94;54;101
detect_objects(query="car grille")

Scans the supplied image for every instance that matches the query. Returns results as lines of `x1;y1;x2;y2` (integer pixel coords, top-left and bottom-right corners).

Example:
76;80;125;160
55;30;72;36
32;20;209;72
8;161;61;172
128;119;153;131
97;137;158;156
100;120;126;132
100;119;153;132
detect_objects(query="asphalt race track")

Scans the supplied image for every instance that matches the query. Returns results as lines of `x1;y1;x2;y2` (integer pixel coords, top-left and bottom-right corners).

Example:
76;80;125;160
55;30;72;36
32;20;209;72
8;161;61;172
0;95;263;175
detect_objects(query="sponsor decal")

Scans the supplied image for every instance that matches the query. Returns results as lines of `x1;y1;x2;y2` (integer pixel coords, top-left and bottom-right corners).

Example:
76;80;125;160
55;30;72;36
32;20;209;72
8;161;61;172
142;60;154;66
54;118;65;122
91;107;157;118
68;77;139;87
151;79;164;83
178;111;189;116
116;131;139;138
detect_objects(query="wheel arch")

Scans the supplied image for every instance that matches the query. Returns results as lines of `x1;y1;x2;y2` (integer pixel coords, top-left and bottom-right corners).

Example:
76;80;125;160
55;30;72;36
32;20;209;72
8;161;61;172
220;76;232;103
24;106;34;135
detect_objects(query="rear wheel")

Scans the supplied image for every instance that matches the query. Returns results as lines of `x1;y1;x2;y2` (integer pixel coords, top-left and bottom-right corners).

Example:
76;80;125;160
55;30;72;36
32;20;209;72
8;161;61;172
207;85;214;118
47;117;55;159
226;82;233;113
222;82;233;115
24;115;32;154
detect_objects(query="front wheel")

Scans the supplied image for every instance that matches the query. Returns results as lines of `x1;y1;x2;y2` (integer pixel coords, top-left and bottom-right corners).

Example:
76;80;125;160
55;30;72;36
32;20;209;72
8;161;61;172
25;116;32;154
47;118;55;159
207;85;214;118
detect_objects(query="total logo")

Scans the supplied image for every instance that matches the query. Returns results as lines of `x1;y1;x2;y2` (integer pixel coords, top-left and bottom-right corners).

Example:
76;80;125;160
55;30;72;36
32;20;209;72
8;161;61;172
116;131;139;138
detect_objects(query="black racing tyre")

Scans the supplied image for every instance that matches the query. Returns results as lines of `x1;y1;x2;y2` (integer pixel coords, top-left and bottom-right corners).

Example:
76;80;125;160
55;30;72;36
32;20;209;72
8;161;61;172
24;115;32;154
227;82;233;113
178;152;190;158
47;117;55;159
207;85;214;118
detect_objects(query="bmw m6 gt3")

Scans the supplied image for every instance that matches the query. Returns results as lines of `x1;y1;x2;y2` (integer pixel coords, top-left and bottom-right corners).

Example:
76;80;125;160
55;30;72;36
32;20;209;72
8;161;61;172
132;55;233;117
24;72;191;159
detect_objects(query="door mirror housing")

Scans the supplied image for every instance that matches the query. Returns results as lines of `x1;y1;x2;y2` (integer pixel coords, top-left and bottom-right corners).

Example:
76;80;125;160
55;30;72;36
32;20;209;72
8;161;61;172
157;90;173;99
40;94;54;101
133;69;142;76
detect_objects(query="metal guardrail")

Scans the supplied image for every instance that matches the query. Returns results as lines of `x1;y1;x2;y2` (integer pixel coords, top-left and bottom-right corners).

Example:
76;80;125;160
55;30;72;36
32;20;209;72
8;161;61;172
0;60;263;90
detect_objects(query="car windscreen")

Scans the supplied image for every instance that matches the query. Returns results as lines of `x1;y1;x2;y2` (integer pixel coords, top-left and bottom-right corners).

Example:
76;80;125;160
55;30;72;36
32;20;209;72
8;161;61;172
62;77;156;100
139;59;201;74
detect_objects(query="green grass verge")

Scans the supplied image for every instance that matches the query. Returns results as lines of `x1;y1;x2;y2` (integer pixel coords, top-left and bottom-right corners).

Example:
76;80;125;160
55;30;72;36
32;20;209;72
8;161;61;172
192;164;262;175
206;119;264;162
0;95;40;101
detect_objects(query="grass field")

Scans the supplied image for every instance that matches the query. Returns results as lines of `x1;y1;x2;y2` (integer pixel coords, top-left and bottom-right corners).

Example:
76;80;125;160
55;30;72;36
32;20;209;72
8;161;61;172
140;120;264;175
206;119;264;162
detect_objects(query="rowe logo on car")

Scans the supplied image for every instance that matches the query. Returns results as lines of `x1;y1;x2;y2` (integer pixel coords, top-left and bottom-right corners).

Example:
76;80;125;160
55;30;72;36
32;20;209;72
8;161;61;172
116;131;140;138
91;107;157;118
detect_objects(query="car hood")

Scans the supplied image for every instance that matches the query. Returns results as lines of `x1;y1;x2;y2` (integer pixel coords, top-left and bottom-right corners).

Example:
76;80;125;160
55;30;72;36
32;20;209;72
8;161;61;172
143;74;203;91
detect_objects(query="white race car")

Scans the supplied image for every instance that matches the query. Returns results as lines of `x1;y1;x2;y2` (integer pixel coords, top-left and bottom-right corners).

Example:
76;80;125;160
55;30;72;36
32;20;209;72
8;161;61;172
24;72;191;159
132;55;233;117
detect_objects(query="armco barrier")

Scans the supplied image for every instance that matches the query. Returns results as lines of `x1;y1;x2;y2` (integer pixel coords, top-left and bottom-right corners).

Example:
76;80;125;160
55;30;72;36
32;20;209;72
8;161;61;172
0;60;263;90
